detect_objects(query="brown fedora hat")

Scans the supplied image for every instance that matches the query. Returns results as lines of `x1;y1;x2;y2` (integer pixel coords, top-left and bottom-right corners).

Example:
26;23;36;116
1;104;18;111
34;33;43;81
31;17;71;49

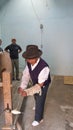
22;45;42;59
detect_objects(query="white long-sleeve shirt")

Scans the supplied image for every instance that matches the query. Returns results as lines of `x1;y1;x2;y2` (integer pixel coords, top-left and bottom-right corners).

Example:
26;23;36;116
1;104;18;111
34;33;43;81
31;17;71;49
20;58;50;89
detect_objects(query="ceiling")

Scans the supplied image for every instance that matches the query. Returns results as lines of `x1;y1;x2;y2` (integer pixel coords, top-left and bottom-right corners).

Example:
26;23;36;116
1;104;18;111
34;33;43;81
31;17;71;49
0;0;10;10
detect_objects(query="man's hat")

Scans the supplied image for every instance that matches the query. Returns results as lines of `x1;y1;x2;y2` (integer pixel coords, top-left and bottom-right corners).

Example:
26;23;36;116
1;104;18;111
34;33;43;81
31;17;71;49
22;45;42;59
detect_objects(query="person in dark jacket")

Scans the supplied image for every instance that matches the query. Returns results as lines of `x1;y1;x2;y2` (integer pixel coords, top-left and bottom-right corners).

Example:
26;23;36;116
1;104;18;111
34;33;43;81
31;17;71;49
5;38;22;80
18;45;51;126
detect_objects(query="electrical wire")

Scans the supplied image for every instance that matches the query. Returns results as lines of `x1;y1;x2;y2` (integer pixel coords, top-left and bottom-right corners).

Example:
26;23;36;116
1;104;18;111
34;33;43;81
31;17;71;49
31;0;41;24
30;0;44;49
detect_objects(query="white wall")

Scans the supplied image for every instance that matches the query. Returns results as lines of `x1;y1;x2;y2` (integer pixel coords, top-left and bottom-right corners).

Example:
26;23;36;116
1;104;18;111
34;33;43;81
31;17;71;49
0;0;73;75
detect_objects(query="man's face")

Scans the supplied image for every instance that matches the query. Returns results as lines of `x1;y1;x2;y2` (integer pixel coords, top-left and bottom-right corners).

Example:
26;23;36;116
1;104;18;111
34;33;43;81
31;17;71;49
26;58;38;65
12;39;16;44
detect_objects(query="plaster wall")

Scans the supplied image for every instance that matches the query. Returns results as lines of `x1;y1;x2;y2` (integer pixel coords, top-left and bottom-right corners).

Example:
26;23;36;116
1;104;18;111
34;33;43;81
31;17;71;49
0;0;73;75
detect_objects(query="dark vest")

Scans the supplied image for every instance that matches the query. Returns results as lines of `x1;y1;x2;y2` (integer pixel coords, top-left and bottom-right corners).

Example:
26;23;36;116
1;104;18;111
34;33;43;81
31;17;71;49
27;58;51;86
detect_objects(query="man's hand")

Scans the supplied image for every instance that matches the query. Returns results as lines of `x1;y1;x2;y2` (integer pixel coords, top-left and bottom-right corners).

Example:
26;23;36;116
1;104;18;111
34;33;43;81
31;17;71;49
18;87;27;97
18;87;23;94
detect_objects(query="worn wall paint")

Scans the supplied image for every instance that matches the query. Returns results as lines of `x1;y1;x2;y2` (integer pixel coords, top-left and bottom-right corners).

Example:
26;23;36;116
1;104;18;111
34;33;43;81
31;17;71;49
0;0;73;75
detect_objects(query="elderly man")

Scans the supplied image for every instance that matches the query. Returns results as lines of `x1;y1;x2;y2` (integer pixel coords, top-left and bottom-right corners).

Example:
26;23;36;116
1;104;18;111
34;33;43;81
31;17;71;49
18;45;51;126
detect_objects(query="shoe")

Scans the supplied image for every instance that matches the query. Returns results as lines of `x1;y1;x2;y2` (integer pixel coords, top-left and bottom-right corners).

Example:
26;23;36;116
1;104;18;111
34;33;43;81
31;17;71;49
32;119;43;126
16;78;20;81
32;121;39;126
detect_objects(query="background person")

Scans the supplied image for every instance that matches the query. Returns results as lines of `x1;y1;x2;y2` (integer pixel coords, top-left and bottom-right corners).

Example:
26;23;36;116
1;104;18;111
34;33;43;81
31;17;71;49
5;38;22;80
18;45;51;126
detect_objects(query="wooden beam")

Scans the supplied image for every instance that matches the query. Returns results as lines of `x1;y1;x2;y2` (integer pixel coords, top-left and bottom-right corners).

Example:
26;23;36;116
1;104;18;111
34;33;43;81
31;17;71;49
0;82;2;87
2;72;12;126
2;126;12;130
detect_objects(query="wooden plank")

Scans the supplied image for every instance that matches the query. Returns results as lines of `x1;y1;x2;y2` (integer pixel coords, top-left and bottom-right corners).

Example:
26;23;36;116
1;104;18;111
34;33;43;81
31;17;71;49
0;82;2;87
2;126;12;130
64;76;73;85
0;52;12;78
2;72;12;126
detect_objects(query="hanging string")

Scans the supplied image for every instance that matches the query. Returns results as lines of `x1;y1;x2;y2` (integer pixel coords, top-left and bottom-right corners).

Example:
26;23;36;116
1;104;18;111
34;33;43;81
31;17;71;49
31;0;41;24
40;24;43;49
30;0;44;49
46;0;49;7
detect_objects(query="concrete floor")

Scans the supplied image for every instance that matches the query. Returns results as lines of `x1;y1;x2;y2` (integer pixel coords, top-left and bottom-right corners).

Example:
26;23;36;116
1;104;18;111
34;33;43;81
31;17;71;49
0;76;73;130
17;76;73;130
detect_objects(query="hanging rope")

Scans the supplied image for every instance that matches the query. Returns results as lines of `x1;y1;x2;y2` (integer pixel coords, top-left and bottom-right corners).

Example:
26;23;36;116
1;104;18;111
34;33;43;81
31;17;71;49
31;0;40;24
40;24;43;49
30;0;44;49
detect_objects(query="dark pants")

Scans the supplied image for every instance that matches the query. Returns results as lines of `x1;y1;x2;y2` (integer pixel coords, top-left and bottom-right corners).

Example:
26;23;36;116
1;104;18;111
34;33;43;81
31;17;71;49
34;85;49;121
11;59;19;79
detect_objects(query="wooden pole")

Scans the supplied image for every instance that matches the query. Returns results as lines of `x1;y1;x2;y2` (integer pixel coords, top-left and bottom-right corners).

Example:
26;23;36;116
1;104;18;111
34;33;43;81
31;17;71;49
2;71;12;130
